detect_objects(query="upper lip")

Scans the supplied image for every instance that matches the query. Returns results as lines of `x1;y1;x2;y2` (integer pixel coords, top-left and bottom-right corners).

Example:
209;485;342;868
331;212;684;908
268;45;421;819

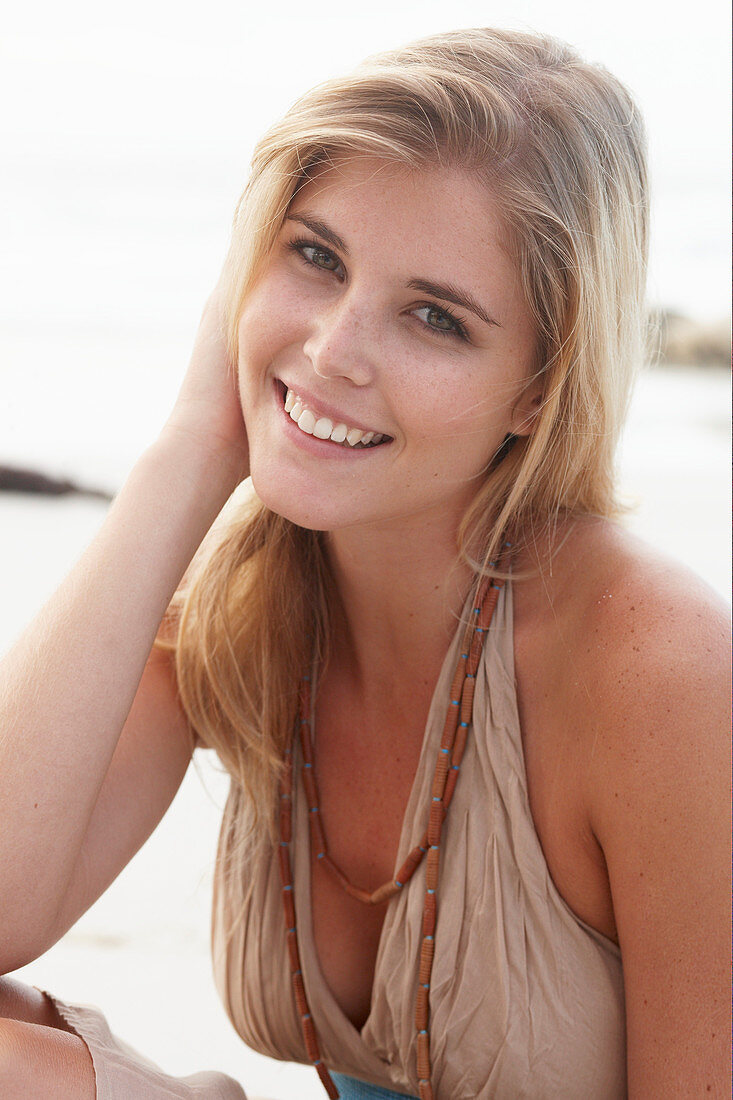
277;379;389;437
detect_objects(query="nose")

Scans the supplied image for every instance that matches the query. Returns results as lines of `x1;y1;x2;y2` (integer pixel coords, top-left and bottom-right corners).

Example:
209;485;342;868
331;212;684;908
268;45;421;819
302;292;377;387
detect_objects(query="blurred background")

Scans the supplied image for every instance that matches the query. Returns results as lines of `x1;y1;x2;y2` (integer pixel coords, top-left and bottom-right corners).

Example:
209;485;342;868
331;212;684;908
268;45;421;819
1;1;729;1097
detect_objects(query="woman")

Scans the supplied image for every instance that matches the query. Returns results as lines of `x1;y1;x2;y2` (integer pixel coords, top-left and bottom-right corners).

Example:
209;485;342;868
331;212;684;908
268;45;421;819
0;27;728;1100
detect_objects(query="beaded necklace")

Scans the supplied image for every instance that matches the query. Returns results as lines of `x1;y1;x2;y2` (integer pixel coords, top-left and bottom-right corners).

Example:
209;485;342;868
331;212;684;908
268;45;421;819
278;566;507;1100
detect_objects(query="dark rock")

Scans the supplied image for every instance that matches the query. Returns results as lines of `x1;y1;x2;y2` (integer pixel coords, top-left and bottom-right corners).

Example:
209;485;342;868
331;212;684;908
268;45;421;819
0;465;113;501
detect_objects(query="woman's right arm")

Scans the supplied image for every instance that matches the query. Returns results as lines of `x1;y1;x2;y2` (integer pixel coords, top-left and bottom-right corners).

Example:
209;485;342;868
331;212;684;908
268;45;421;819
0;293;249;973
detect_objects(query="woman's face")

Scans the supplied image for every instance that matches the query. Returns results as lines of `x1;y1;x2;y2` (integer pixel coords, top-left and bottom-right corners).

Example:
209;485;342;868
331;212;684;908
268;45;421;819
236;157;538;535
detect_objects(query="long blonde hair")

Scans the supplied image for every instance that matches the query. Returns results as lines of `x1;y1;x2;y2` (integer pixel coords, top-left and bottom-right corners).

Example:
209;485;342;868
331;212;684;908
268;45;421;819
168;27;649;844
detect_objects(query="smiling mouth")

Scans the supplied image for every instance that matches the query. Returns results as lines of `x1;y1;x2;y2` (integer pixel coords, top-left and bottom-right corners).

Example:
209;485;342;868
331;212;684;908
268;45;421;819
279;384;391;449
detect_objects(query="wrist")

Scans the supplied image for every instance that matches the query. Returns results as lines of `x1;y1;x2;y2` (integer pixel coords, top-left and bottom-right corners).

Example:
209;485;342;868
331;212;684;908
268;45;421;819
153;422;249;501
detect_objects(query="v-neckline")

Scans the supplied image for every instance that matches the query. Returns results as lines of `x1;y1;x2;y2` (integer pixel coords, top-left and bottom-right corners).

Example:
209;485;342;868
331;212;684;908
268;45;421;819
291;591;476;1050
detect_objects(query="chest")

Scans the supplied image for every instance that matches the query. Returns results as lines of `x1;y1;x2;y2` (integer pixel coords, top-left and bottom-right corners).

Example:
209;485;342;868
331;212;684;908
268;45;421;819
304;643;617;1033
305;681;432;1029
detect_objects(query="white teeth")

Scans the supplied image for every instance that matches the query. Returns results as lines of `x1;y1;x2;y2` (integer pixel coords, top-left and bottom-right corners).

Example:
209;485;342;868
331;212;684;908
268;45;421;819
283;387;385;448
297;409;316;435
313;416;333;440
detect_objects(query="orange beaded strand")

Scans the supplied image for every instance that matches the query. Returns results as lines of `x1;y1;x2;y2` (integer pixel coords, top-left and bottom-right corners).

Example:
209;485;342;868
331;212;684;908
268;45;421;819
413;572;505;1099
277;561;508;1098
278;730;340;1099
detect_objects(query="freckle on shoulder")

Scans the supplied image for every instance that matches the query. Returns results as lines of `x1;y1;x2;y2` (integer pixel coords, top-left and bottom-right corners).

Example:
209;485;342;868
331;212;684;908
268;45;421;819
524;515;729;672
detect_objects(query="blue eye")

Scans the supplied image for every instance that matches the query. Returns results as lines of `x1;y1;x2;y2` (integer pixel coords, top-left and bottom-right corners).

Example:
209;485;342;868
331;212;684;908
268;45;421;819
412;304;469;341
289;238;344;276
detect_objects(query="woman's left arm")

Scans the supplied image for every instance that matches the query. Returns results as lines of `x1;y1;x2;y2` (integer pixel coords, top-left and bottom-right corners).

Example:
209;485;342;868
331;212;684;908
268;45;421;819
587;578;730;1097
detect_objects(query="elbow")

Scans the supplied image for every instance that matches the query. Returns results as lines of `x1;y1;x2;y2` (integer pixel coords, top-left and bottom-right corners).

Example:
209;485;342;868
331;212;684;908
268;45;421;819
0;918;65;978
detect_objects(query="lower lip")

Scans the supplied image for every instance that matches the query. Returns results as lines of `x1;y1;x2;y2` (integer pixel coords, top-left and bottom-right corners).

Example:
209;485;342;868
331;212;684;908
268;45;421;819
274;382;391;459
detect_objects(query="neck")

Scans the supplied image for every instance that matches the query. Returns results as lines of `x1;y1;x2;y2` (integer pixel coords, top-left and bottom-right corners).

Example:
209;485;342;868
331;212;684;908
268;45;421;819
325;513;477;698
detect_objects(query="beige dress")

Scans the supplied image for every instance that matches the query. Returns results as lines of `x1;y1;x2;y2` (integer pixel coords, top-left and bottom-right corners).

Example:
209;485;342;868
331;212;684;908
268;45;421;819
49;580;626;1098
212;581;627;1098
46;995;247;1099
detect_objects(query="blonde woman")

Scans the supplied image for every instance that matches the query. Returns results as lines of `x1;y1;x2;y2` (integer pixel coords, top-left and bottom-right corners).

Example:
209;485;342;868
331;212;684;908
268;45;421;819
0;27;728;1100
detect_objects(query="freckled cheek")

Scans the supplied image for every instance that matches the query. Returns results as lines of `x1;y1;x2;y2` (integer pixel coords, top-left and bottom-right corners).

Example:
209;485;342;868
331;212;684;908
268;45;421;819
238;287;314;372
236;301;287;380
404;380;506;445
235;317;274;426
420;397;514;480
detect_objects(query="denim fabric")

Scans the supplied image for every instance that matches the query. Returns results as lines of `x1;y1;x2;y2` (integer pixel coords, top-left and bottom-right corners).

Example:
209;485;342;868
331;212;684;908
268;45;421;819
331;1074;418;1099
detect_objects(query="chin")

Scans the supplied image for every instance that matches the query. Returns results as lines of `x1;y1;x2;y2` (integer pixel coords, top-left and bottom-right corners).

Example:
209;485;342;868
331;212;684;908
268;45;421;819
249;469;340;533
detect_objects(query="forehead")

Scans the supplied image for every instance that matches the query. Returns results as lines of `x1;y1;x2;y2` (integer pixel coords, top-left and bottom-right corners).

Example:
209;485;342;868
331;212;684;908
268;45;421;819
288;157;513;268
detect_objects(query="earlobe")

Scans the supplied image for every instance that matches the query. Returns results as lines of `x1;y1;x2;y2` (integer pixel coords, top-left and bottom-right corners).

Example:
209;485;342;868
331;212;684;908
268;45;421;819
510;387;543;438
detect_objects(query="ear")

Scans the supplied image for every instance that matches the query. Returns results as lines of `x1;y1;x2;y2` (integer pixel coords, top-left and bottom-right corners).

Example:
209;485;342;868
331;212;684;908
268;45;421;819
509;376;544;438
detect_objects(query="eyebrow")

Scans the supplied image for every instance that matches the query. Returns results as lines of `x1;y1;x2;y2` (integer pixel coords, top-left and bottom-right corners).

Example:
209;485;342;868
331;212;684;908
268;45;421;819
287;213;349;255
285;212;501;329
405;278;500;329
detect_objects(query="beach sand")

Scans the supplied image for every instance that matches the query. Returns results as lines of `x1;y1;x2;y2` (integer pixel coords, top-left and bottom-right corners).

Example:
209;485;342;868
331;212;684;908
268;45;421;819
3;364;729;1099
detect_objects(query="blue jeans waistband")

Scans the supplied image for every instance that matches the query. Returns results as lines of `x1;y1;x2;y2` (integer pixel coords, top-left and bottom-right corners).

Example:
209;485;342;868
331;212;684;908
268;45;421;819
330;1072;419;1099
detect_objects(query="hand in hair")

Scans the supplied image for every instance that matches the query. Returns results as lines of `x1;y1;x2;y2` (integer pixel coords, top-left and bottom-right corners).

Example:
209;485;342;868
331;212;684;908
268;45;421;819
162;284;250;488
0;283;252;973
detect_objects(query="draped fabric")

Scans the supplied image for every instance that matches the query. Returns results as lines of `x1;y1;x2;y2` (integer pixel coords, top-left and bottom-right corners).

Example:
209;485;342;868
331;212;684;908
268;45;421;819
213;583;627;1099
42;578;625;1098
44;996;247;1099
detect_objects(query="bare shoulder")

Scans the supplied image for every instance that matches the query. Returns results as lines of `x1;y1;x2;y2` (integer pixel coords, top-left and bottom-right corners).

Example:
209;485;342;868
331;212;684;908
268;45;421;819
578;515;726;660
517;514;729;707
516;513;730;825
540;512;731;833
516;516;731;1092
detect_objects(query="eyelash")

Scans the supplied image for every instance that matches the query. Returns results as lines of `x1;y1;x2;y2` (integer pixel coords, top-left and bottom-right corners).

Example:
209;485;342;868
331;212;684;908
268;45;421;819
287;236;470;342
